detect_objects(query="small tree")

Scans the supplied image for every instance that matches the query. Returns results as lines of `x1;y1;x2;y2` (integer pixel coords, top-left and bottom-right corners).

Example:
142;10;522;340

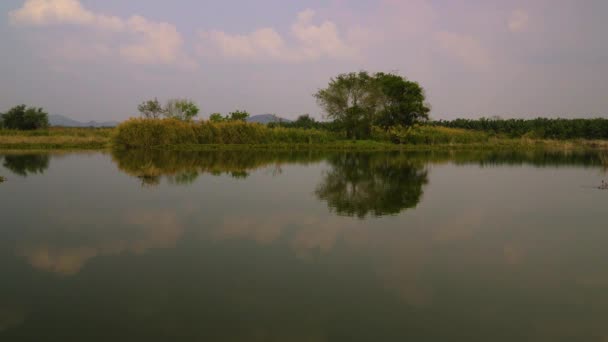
1;105;49;130
209;113;225;122
137;98;164;119
294;114;317;129
165;99;199;121
228;110;249;122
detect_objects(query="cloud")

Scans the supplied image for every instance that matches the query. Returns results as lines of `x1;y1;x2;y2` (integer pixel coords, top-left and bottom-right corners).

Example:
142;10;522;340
9;0;195;68
508;9;530;33
197;9;358;62
434;31;492;69
17;210;184;275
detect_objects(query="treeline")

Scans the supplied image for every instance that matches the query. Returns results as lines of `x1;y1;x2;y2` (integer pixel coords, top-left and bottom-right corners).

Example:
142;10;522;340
432;118;608;140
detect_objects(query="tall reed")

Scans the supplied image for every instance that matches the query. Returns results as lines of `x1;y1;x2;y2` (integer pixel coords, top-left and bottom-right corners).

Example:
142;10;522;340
112;119;337;148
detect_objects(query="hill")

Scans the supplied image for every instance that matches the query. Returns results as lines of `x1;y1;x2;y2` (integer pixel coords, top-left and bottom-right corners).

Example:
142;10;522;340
49;114;119;127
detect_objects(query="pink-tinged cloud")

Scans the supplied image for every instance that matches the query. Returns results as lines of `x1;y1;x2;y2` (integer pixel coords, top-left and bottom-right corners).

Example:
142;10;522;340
9;0;196;68
197;9;359;63
434;31;492;70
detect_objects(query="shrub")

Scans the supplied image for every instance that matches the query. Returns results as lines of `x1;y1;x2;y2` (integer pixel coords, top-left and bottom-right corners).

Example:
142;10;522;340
1;105;49;130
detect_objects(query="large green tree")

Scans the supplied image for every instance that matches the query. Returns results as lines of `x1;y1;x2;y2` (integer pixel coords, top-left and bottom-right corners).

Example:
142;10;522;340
372;72;430;129
1;105;49;130
314;71;375;139
314;71;430;138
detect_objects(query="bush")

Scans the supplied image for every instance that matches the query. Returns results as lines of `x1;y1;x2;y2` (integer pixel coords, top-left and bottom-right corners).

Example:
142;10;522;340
1;105;49;130
112;118;337;148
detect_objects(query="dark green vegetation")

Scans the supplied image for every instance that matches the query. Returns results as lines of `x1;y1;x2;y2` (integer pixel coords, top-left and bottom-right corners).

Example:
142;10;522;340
209;110;250;122
433;117;608;140
1;105;49;130
314;71;430;139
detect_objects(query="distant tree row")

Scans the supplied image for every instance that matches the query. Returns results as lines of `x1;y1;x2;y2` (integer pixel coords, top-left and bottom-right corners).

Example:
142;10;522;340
0;105;49;130
431;117;608;140
209;110;250;122
137;98;252;123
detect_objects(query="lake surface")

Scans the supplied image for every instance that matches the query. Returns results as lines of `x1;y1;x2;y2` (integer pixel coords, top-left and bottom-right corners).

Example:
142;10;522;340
1;149;607;341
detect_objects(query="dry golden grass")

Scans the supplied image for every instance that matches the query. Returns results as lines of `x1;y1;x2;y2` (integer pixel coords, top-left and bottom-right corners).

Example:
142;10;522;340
0;134;109;149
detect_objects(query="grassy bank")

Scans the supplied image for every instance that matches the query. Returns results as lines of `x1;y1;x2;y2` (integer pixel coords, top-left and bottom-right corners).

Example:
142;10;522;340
0;127;111;149
1;121;608;151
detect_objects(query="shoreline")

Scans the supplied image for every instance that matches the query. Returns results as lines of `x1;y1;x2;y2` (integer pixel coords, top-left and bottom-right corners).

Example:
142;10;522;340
1;138;608;152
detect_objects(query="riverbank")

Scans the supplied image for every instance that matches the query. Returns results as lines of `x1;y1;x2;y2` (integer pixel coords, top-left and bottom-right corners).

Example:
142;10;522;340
2;125;608;151
0;128;111;149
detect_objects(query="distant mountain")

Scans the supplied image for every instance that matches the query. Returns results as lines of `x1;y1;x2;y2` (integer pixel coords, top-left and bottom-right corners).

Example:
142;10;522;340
49;114;119;127
247;114;292;124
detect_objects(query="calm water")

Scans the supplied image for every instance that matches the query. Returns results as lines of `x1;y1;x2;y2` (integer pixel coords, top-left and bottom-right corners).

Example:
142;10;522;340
1;149;607;341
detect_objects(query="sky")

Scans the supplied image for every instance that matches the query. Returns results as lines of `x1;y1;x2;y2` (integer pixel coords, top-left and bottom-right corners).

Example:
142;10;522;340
1;0;607;122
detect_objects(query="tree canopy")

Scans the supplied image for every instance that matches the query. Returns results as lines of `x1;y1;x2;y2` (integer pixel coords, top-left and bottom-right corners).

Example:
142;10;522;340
1;105;49;130
137;98;164;119
315;71;430;138
165;99;200;121
138;98;199;121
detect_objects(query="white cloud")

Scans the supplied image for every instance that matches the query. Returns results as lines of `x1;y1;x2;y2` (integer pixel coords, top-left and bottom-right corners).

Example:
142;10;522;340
508;9;530;33
119;15;197;68
9;0;123;30
197;9;358;62
9;0;195;68
434;31;491;69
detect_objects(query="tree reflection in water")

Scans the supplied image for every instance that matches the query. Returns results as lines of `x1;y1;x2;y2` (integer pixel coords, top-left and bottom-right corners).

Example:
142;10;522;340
2;154;50;177
315;153;428;218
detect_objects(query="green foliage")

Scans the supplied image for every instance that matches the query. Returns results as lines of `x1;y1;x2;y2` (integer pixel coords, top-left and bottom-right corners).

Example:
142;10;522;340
112;118;337;148
138;98;199;121
0;175;5;183
314;71;375;139
373;72;430;129
209;113;225;123
315;71;430;139
1;105;49;130
207;110;249;123
293;114;317;129
374;125;489;145
227;110;249;122
137;98;164;119
164;98;199;121
432;117;608;140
